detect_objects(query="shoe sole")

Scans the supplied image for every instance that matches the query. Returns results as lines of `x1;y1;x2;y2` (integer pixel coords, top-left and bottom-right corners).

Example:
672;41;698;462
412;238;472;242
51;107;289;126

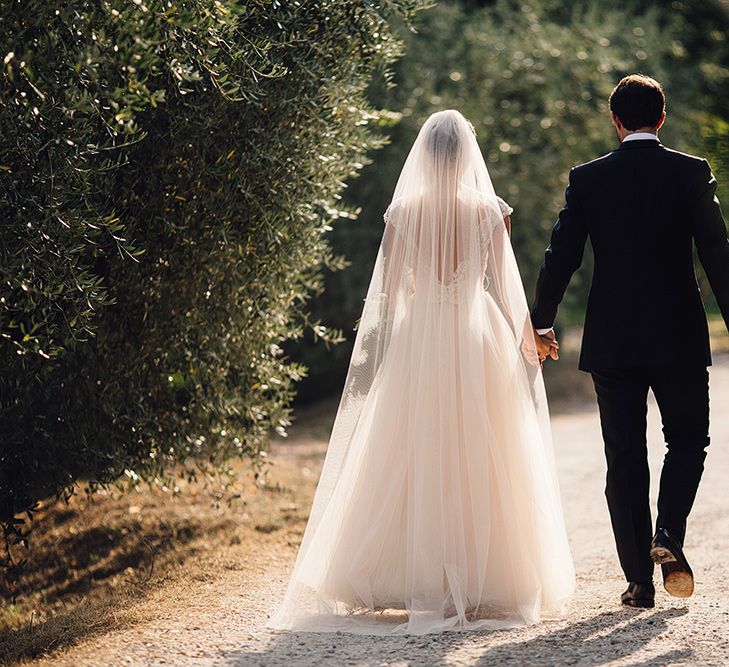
650;546;694;598
663;570;694;598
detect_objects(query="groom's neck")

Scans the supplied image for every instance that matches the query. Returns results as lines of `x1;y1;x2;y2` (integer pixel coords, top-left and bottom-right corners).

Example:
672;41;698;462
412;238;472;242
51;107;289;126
618;126;659;142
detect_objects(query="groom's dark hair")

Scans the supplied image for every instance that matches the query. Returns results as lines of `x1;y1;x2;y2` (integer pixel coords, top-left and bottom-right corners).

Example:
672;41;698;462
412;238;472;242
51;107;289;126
609;74;666;130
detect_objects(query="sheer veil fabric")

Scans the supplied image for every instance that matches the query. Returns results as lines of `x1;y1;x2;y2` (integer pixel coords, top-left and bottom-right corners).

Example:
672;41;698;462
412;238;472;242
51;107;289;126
267;110;575;635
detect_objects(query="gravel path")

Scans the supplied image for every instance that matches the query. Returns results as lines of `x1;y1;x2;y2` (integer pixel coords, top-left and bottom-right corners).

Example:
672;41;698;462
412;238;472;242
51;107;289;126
37;357;729;666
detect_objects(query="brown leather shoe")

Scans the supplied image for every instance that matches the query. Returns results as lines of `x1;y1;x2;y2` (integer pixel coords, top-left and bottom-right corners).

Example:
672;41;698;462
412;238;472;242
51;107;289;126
650;527;694;598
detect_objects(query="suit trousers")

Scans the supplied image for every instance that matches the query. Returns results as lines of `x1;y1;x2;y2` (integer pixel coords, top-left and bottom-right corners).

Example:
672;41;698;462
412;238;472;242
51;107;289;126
590;365;710;583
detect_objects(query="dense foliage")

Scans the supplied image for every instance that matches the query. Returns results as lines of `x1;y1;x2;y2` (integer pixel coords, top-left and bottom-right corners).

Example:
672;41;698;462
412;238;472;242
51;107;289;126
0;0;420;572
295;0;729;399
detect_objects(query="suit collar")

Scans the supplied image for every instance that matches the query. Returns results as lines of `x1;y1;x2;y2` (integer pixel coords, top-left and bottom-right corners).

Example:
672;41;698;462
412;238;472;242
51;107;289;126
617;138;662;151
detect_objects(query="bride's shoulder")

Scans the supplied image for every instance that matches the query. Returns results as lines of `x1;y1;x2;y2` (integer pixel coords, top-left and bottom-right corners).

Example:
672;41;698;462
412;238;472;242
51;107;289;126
458;186;511;219
494;194;513;218
383;195;418;225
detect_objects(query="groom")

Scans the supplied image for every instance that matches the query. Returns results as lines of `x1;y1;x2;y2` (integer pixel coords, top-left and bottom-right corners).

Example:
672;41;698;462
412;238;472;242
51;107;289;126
531;74;729;608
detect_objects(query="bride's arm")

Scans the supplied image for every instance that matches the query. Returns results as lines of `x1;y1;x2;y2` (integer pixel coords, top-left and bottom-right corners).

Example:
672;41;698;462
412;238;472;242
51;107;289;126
382;203;414;299
483;208;540;367
495;195;513;236
381;222;399;297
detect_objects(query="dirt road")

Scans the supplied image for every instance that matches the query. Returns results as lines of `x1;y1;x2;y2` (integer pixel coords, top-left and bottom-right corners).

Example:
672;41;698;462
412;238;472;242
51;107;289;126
28;357;729;666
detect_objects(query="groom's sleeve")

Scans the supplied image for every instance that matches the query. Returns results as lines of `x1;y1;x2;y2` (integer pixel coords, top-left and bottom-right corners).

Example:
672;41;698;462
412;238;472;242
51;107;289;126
693;159;729;330
531;167;588;330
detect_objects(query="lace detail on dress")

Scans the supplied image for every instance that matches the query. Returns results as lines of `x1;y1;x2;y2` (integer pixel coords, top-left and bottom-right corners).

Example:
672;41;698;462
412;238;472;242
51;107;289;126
496;195;513;218
434;263;469;303
431;263;490;304
383;197;406;227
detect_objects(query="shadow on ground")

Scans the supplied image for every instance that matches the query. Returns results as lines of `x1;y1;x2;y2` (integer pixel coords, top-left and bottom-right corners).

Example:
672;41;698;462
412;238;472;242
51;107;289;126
0;491;235;666
226;607;691;667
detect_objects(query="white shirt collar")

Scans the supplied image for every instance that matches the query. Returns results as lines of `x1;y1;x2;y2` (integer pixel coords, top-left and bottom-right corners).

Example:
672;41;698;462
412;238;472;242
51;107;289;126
622;132;660;143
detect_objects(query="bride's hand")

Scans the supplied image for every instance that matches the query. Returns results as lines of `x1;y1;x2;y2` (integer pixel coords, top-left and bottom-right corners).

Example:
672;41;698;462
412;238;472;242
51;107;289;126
520;336;540;367
534;328;559;362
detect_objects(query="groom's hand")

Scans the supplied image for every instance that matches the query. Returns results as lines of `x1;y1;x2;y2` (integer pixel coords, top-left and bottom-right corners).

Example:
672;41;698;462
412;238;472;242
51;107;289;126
541;329;560;361
533;328;560;362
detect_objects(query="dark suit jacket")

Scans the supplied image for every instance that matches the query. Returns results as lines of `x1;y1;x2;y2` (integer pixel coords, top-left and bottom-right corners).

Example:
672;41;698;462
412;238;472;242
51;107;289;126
531;138;729;371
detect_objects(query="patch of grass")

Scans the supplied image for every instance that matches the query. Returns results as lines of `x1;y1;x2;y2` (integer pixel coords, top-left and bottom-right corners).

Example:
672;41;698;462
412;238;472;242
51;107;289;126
0;455;312;666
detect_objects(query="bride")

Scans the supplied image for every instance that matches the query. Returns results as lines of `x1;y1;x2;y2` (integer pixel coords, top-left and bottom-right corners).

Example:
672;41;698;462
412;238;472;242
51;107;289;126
267;110;575;635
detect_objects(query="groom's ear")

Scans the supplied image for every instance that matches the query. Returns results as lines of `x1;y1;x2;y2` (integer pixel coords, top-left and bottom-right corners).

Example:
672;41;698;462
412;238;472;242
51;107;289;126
655;112;666;130
611;112;623;131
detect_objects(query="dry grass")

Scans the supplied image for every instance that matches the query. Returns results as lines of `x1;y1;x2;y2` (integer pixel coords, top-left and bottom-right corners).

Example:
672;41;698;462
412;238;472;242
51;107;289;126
0;437;323;666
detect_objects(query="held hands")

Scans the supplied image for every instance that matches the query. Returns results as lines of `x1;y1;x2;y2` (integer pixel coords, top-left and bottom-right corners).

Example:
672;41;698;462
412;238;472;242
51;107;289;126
533;328;559;364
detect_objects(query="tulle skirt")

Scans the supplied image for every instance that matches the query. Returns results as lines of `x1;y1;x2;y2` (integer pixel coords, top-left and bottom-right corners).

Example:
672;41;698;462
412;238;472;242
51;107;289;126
267;291;575;635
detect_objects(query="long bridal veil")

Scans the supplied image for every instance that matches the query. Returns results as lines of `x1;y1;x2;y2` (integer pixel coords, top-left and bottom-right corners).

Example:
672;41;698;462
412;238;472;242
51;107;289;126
267;110;574;635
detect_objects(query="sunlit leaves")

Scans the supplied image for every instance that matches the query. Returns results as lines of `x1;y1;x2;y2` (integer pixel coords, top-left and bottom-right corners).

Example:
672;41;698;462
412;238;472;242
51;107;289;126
0;0;424;571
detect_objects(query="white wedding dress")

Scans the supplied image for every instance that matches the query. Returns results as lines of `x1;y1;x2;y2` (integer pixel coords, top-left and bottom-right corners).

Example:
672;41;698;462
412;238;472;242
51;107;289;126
267;110;575;635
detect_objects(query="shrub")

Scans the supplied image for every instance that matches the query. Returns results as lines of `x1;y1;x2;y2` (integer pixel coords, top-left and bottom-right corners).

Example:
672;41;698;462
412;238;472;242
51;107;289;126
0;0;421;574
